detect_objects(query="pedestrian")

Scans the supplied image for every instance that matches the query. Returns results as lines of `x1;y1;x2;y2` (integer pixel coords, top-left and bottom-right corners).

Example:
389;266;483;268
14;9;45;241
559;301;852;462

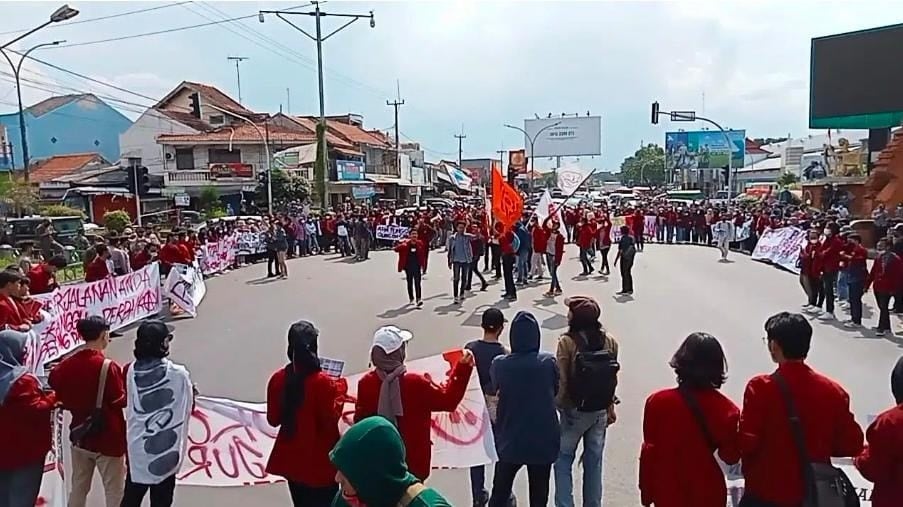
274;221;290;279
632;207;645;252
613;225;636;295
816;222;844;321
488;311;560;507
266;321;342;506
544;219;565;298
639;332;740;507
597;214;612;276
530;216;547;281
48;316;127;507
489;224;502;279
554;297;619;507
108;235;132;276
873;203;889;241
465;309;513;507
354;326;474;481
866;237;903;336
465;223;488;293
331;416;453;506
840;233;868;329
800;229;823;313
0;330;58;507
121;320;193;507
853;355;903;507
515;219;532;285
576;216;596;276
84;244;112;283
447;220;475;304
395;230;427;307
499;224;518;301
711;215;733;261
738;312;864;507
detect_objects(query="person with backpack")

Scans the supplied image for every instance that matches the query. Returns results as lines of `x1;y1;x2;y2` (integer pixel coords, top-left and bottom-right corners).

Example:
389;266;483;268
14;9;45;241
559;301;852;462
613;225;637;295
639;332;740;507
553;296;619;507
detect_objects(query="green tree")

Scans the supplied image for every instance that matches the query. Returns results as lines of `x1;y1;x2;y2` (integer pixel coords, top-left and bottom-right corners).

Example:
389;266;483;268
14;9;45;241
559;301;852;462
776;171;800;188
198;185;221;212
620;144;666;186
0;179;38;216
103;210;131;232
40;204;86;218
257;168;311;211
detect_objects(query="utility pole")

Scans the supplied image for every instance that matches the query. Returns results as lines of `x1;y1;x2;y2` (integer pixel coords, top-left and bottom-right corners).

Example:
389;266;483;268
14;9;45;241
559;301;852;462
455;132;466;171
259;3;376;209
386;86;404;177
286;88;291;115
227;56;249;104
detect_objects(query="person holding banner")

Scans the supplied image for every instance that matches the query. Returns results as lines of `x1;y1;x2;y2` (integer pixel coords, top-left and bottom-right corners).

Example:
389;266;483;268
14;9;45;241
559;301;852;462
0;329;58;507
395;231;427;307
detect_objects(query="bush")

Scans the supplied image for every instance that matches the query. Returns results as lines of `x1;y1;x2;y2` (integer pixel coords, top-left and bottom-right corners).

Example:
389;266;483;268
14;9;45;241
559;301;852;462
103;210;132;232
40;204;86;218
202;207;229;220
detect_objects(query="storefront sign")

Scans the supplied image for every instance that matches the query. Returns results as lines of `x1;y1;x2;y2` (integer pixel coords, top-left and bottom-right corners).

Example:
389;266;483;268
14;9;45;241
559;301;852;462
209;163;254;179
174;194;191;207
337;160;365;181
352;185;377;199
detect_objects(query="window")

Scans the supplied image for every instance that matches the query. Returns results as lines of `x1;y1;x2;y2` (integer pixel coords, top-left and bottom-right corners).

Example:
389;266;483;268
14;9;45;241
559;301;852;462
175;148;194;170
209;115;224;125
208;148;242;164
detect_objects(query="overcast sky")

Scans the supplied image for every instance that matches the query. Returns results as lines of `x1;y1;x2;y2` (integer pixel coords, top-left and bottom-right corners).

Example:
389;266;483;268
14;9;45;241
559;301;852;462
2;1;901;171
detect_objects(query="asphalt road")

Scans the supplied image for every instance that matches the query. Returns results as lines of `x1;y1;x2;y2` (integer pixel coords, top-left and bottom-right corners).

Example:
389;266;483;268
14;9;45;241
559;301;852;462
92;243;901;506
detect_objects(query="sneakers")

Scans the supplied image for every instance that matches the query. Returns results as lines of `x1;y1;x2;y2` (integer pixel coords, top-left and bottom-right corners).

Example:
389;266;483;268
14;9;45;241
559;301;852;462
843;320;861;329
416;300;423;308
409;299;415;305
818;312;836;321
453;297;461;304
801;304;813;311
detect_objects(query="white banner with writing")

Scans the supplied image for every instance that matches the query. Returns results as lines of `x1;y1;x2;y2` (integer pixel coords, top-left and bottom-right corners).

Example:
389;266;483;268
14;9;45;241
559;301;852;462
164;263;207;317
376;224;411;241
198;236;238;275
751;226;807;274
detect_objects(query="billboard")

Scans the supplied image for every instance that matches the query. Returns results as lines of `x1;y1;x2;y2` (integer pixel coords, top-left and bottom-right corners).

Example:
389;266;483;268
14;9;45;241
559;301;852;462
524;116;601;157
336;160;365;180
810;23;903;129
508;149;527;175
665;130;746;172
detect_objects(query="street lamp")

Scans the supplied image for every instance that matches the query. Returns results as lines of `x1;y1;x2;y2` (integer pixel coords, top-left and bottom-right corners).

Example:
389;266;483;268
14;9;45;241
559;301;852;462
1;4;79;50
259;3;376;209
504;121;560;190
0;40;64;182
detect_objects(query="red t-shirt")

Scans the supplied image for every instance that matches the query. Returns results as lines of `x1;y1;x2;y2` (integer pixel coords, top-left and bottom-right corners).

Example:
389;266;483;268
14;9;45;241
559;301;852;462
27;264;56;295
84;256;110;283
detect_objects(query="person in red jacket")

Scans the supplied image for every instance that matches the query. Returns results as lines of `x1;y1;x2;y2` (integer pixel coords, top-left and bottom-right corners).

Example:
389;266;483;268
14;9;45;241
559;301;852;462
266;321;344;507
26;255;67;295
840;233;869;328
353;326;474;481
738;312;864;507
0;271;30;331
129;242;157;271
576;217;597;276
543;219;565;297
416;219;435;274
800;229;824;313
158;233;189;276
597;213;613;275
0;329;58;507
499;223;518;301
530;216;548;280
639;332;740;507
816;222;844;320
394;230;427;307
632;207;646;252
84;244;112;283
866;238;903;335
854;356;903;507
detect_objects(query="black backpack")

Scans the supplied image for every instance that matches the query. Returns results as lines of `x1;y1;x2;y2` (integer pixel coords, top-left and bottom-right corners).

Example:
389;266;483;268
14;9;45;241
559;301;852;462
569;332;620;412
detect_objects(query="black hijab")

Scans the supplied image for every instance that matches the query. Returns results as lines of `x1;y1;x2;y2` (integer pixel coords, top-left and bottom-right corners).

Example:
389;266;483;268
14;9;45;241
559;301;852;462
892;356;903;405
281;321;321;437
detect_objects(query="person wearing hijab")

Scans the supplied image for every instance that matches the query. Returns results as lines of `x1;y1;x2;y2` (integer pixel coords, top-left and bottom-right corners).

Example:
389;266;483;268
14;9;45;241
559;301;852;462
266;321;344;506
854;356;903;507
0;330;58;507
354;325;474;481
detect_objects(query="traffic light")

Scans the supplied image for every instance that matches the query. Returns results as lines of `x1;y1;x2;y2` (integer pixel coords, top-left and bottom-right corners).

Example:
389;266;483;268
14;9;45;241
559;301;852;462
189;93;201;118
651;101;660;125
137;166;150;196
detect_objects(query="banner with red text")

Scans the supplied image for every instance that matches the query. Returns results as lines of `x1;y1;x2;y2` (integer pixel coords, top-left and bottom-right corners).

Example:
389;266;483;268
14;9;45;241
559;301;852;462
24;263;162;372
176;353;495;487
198;235;238;275
751;226;807;274
37;411;67;507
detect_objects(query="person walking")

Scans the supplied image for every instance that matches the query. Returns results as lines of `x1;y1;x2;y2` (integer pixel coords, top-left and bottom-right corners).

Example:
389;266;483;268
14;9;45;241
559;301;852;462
515;219;532;285
121;320;193;507
447;221;475;304
614;225;637;295
854;356;903;507
395;230;427;307
711;215;734;261
576;217;596;276
489;224;502;279
639;332;740;507
488;311;560;507
0;330;58;507
840;233;868;329
499;224;518;302
530;217;548;281
597;214;612;276
816;222;844;321
266;321;343;506
800;229;823;313
544;220;565;298
866;237;903;336
354;326;474;481
274;221;290;279
465;223;488;293
553;297;619;507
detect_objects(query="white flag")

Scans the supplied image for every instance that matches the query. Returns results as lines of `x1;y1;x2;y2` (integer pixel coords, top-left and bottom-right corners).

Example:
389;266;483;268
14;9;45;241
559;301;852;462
536;189;566;227
556;165;595;195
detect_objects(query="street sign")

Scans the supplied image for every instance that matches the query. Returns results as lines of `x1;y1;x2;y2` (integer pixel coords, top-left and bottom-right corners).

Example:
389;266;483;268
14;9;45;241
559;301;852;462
670;111;697;122
174;194;191;207
161;187;185;197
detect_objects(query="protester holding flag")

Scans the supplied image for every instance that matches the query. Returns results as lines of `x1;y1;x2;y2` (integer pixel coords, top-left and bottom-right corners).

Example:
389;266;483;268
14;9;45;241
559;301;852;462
395;230;427;307
544;219;565;298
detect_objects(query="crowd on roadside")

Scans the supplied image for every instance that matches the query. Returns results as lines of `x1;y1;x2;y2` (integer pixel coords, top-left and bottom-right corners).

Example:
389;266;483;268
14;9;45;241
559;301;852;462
2;296;900;507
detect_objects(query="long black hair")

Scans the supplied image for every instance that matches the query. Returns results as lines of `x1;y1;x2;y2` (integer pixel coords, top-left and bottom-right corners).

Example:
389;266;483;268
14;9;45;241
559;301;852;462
670;332;728;389
281;321;321;437
567;312;606;350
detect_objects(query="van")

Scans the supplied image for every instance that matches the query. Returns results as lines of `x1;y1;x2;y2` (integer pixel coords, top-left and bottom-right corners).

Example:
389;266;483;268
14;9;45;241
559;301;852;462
5;216;85;247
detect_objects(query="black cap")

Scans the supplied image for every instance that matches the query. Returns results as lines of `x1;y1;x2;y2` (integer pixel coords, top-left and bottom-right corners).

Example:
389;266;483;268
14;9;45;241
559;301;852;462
481;308;506;331
136;319;174;347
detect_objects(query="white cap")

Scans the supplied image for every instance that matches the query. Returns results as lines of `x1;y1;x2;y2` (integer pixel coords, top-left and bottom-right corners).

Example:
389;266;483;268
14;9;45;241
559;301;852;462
372;325;413;354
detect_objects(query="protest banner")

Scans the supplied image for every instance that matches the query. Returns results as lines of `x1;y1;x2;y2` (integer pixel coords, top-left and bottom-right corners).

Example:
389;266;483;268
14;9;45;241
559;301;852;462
610;216;627;242
198;235;238;275
734;219;753;243
376;224;411;241
24;263;162;372
176;353;496;486
37;410;67;507
236;231;266;256
644;215;657;239
751;226;807;274
165;263;207;317
725;460;871;506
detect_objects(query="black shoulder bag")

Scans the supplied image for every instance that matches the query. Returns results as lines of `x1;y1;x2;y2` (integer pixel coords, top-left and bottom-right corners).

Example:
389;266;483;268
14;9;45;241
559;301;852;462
69;359;111;447
678;387;742;480
771;372;859;507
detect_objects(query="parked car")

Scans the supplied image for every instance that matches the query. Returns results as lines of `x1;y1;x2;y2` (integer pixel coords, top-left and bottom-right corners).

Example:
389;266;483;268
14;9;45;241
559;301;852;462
3;215;86;248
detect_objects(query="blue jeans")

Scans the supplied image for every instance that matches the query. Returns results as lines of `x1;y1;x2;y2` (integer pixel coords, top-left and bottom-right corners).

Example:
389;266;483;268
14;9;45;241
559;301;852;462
554;408;607;507
665;224;674;243
837;269;850;302
516;250;529;283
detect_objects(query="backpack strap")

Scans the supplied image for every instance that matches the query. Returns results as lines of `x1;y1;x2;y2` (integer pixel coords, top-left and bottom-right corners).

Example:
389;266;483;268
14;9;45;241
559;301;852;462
397;482;426;507
677;386;717;451
95;359;111;409
771;371;817;504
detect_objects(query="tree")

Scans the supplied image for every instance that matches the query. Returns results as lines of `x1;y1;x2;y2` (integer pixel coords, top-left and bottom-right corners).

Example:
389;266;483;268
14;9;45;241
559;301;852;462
776;171;800;188
40;204;86;218
198;185;221;212
620;144;666;186
0;179;38;216
103;210;131;232
257;168;311;211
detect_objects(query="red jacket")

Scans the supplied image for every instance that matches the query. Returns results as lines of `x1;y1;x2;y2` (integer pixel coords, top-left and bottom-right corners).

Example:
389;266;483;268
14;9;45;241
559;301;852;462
817;235;844;274
640;387;740;507
84;256;110;283
867;252;903;294
854;404;903;507
353;361;474;481
48;349;127;457
27;264;56;295
266;369;343;487
130;250;152;271
800;241;821;278
576;221;597;249
632;211;645;234
531;224;549;253
0;373;56;470
394;239;427;272
500;230;516;256
0;295;28;329
738;362;864;507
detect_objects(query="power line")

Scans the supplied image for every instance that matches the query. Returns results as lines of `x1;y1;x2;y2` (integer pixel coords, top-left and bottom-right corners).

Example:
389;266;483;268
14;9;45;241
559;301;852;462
0;1;195;36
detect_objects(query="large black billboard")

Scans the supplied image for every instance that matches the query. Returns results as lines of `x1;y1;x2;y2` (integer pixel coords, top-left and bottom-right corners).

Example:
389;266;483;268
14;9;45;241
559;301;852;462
809;23;903;129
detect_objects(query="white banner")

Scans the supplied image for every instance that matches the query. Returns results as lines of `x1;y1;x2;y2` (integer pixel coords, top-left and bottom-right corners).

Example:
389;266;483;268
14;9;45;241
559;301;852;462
556;165;595;196
725;460;871;506
535;190;566;228
164;263;207;317
198;236;238;275
24;263;163;372
37;410;67;507
376;224;410;241
236;231;266;256
751;226;807;274
176;353;495;486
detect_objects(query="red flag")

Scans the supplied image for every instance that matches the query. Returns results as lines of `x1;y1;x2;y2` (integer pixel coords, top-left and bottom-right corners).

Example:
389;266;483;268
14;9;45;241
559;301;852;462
491;167;523;230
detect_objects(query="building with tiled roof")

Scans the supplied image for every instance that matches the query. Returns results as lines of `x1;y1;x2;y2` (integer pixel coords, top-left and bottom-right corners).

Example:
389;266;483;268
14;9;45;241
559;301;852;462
28;152;109;184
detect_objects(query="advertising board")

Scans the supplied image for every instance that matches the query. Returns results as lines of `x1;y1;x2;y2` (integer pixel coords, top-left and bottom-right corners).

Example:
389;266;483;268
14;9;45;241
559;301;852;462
666;130;746;172
336;160;365;181
524;116;601;157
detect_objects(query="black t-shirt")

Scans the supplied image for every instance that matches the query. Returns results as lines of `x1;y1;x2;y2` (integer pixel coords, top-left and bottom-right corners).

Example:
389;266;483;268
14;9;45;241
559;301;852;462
465;339;507;394
406;242;421;269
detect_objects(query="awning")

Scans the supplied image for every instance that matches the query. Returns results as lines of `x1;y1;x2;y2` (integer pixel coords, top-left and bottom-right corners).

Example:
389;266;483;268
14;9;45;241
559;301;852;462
367;173;407;185
71;186;132;196
273;144;317;167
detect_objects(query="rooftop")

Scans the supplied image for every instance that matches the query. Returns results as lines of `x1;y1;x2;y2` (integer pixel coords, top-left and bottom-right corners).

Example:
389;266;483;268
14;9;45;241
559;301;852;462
157;122;317;145
155;109;213;132
296;116;391;148
29;153;109;183
26;94;97;117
